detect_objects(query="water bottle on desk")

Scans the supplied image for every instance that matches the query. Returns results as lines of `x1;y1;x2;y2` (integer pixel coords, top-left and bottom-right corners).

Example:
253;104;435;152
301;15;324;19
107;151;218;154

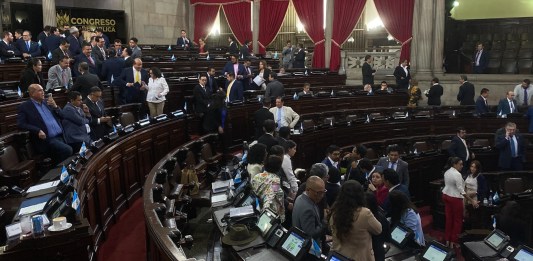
488;191;493;206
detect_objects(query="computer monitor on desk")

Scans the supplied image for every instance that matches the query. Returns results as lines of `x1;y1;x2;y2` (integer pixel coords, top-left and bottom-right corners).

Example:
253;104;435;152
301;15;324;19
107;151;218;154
509;245;533;261
278;227;311;261
390;224;414;248
421;241;453;261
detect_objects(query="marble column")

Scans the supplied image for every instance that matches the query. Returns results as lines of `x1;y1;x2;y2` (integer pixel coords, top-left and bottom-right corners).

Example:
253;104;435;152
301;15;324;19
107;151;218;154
253;1;260;54
409;0;420;72
339;50;346;75
324;0;334;69
188;0;195;43
42;0;56;27
412;0;434;76
432;0;445;74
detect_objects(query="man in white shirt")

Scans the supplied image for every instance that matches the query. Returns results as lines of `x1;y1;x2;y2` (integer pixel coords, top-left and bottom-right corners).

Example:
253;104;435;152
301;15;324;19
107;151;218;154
269;97;300;129
513;79;533;106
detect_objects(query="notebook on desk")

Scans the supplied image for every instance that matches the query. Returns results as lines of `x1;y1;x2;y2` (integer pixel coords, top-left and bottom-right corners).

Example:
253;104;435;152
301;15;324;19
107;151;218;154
464;229;510;258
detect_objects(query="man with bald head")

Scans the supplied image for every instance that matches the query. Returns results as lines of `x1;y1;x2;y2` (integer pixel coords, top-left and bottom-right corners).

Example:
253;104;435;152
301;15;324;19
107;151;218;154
17;84;73;163
293;175;328;246
116;58;149;104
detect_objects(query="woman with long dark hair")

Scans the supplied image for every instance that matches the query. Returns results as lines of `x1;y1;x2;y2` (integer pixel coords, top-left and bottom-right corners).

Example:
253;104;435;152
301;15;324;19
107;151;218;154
442;157;479;248
329;180;382;261
464;160;488;206
366;192;390;261
389;190;425;247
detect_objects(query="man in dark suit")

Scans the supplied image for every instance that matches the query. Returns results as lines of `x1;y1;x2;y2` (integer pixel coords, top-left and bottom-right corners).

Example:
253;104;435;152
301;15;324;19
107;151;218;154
497;90;518;115
84;86;112;140
16;30;41;58
224;73;243;102
17;84;73;164
51;39;71;65
100;49;125;84
66;27;82;57
447;127;474;173
293;43;306;69
222;55;246;83
74;43;99;77
0;31;20;60
61;91;92;152
426;77;444;106
239;40;252;58
122;47;134;68
475;88;490;115
37;26;50;47
228;36;238;55
113;39;123;57
256;119;279;152
253;99;274;140
357;158;384;190
176;29;190;48
71;62;102;98
495;122;526;170
94;28;110;49
472;42;489;74
457;75;475;105
393;59;410;89
193;75;211;128
265;73;284;101
242;59;253;91
43;27;61;56
381;168;410;213
92;36;107;63
116;58;149;104
297;83;314;97
321;145;341;170
376;145;409;187
206;66;219;93
362;54;375;86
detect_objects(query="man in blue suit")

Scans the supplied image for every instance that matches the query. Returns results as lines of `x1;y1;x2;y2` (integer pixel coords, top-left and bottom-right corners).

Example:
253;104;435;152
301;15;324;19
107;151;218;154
100;49;125;84
74;43;99;77
475;88;490;115
176;29;190;48
43;27;62;57
17;84;73;164
67;27;82;56
472;43;489;74
16;30;41;58
497;90;518;115
61;91;92;152
224;73;243;102
116;58;149;104
222;55;247;86
495;122;526;170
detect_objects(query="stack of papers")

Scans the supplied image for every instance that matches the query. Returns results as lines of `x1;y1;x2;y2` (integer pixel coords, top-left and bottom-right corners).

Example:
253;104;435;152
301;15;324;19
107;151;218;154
229;205;254;218
212;180;233;194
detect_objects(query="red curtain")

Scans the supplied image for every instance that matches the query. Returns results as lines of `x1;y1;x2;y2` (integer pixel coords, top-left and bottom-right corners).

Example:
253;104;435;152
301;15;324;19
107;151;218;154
292;0;324;68
258;0;289;54
373;0;415;63
329;0;366;71
193;5;220;45
223;2;252;46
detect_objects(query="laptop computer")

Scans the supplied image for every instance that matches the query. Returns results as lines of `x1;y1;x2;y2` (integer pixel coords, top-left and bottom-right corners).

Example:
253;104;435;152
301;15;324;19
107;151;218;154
464;229;510;258
508;245;533;261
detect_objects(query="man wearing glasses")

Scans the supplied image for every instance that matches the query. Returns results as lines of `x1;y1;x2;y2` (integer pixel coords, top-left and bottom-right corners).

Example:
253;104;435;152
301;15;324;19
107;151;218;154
84;86;112;140
292;175;328;249
16;30;41;58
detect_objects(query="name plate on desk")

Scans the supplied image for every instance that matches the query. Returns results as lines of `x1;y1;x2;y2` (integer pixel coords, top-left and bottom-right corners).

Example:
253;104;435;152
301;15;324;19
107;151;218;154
5;223;21;239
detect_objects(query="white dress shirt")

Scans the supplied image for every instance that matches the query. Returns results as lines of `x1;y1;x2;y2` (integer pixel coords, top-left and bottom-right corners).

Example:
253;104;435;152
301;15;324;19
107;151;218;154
145;77;169;103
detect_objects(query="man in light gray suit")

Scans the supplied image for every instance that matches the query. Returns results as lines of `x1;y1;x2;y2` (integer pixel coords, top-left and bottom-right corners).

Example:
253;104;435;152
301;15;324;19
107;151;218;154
376;144;409;187
264;73;284;102
46;56;73;90
282;40;295;69
269;97;300;130
128;37;142;59
292;175;327;244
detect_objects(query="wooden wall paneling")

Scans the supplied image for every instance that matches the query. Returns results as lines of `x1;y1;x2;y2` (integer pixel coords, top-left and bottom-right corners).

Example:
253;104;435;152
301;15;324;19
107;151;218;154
96;162;114;236
154;131;171;162
84;174;103;250
122;143;141;205
109;151;127;217
138;137;154;184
